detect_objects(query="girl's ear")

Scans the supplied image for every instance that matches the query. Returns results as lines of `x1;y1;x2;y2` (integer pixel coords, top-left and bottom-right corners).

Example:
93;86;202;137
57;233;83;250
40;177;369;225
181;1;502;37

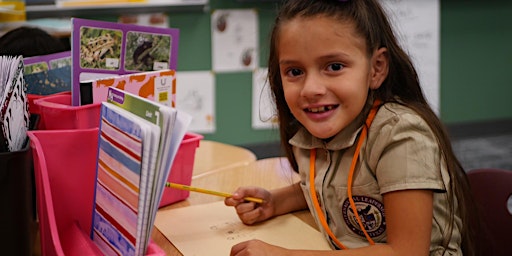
370;47;389;90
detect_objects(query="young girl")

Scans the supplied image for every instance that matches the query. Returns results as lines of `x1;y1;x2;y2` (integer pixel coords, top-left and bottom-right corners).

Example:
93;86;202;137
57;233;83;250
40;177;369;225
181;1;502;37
225;0;479;255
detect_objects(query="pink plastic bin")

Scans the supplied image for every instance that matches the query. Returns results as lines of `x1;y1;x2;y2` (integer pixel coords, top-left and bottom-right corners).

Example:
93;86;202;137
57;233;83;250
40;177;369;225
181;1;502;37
159;132;203;207
27;128;202;255
33;93;101;130
28;92;71;130
28;92;71;117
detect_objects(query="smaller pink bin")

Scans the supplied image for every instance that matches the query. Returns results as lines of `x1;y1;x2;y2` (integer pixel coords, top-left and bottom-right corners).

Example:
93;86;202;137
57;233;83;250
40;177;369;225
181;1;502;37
33;93;101;130
28;128;202;255
28;92;71;130
28;92;70;117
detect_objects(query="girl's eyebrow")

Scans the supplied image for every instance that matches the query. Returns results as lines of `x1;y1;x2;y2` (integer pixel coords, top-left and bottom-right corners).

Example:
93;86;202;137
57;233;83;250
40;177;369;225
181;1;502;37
279;53;351;65
278;59;297;66
318;53;351;60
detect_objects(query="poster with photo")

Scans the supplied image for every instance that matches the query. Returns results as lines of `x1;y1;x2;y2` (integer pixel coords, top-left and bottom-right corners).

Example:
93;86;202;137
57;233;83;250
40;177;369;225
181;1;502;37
23;51;72;95
71;18;179;106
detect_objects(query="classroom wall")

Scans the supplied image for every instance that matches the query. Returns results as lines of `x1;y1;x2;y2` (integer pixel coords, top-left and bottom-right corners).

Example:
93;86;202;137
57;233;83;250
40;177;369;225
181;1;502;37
168;0;280;146
83;0;512;146
440;1;512;123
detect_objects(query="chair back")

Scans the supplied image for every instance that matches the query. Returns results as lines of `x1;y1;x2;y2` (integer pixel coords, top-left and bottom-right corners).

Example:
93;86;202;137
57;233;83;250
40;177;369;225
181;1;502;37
467;168;512;256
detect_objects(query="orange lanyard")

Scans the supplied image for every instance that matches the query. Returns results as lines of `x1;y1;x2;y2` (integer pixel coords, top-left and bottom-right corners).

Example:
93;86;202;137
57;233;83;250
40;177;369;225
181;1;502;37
309;100;381;249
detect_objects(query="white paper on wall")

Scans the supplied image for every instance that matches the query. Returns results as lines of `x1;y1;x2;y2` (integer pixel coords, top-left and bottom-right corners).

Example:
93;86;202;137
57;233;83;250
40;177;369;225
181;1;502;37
381;0;440;114
252;68;277;130
176;71;216;134
211;9;259;73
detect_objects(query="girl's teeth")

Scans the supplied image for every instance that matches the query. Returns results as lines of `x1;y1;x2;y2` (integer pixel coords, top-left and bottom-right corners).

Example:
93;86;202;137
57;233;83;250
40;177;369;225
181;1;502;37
309;106;333;113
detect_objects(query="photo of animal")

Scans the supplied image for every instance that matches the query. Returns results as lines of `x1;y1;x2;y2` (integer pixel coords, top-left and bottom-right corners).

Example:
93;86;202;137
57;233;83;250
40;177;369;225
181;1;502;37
124;32;171;72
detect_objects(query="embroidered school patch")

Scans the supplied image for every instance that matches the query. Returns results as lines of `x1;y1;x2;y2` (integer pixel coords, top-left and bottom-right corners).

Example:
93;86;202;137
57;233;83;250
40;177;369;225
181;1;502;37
342;196;386;238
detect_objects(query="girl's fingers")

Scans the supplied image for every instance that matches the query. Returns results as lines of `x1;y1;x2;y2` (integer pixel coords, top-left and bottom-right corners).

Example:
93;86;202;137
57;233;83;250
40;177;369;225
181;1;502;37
235;202;256;215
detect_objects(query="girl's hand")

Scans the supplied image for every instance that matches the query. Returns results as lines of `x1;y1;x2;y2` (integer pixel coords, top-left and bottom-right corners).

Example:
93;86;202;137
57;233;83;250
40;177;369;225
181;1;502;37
230;239;289;256
224;186;274;225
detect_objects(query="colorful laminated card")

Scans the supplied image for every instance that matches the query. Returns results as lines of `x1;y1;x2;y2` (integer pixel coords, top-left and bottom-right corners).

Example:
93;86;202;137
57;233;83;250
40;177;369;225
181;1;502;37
24;51;72;74
80;69;176;107
23;51;72;95
71;18;180;106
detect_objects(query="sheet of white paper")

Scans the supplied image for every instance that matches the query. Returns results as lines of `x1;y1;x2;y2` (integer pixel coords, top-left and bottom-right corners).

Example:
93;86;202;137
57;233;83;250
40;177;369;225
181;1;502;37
155;201;331;255
211;9;258;72
381;0;440;114
252;68;277;130
176;71;215;134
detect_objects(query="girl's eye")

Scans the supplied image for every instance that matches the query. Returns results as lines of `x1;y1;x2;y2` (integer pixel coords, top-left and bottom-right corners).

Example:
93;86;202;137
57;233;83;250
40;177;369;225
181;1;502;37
327;63;344;72
286;68;303;77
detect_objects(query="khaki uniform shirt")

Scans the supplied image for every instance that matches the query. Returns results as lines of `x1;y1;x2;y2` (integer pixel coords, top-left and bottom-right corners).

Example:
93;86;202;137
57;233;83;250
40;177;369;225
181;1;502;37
289;101;462;255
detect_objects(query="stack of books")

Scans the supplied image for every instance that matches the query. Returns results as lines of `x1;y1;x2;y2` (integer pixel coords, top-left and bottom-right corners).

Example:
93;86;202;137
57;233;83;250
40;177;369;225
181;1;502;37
91;86;191;255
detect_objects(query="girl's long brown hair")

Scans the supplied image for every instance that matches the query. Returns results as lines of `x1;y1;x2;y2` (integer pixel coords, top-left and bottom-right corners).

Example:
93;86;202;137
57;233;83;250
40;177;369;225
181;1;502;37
267;0;481;255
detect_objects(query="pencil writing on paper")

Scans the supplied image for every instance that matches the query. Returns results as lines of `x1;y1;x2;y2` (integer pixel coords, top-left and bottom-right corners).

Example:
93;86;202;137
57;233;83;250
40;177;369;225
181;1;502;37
165;182;264;204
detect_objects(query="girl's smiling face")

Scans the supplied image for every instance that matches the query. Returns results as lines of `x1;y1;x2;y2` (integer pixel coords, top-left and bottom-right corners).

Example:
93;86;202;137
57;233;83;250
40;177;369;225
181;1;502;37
278;15;388;139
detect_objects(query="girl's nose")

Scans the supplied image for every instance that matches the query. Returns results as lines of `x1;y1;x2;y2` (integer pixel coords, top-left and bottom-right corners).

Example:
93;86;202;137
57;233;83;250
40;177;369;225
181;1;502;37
300;73;326;98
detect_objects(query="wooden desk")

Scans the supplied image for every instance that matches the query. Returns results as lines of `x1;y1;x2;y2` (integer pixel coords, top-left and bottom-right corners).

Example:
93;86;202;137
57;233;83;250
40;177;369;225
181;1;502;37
152;157;315;255
192;140;257;178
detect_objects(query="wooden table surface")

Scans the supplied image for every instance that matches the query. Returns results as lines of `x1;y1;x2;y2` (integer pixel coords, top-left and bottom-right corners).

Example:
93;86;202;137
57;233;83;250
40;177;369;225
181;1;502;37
152;157;315;256
192;140;257;178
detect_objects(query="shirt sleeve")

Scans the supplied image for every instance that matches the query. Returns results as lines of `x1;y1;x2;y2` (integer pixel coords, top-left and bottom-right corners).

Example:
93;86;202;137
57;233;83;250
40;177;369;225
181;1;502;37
366;104;446;194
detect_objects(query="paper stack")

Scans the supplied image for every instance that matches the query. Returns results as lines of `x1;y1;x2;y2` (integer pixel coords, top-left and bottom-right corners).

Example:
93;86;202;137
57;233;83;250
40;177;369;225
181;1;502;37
0;55;29;152
90;86;191;256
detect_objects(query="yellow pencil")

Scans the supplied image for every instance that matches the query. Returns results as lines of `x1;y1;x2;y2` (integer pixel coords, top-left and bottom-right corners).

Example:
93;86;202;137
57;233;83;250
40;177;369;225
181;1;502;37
165;182;264;204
